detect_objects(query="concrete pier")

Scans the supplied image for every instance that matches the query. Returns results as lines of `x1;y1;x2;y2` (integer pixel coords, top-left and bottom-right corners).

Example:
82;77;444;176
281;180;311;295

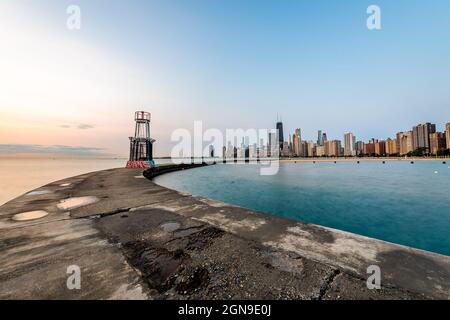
0;164;449;299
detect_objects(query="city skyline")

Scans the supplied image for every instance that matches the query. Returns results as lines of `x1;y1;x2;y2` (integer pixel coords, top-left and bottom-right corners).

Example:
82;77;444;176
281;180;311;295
219;119;450;159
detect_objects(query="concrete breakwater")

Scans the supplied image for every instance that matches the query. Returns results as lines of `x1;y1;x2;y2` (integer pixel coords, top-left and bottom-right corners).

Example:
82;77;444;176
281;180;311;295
0;164;449;299
143;162;210;179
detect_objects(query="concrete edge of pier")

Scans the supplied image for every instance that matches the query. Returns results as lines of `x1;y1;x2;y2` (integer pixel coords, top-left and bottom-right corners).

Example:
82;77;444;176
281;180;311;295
0;163;449;300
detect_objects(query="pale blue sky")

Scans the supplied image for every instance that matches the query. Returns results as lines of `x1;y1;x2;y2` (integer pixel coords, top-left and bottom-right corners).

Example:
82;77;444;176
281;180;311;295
1;0;450;156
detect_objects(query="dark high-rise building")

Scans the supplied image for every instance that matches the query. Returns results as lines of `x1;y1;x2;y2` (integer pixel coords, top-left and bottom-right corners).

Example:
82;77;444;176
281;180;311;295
317;130;323;146
322;132;328;144
422;123;436;153
276;121;284;151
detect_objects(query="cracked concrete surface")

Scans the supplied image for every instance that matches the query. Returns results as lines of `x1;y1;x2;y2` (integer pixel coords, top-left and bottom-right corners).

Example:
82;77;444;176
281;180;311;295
0;165;449;300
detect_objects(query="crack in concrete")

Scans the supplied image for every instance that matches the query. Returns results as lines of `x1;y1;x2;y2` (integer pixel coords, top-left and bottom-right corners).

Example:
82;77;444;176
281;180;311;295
314;269;341;300
73;208;132;220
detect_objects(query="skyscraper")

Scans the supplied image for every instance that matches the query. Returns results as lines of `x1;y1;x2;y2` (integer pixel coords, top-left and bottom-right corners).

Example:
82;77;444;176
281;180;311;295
344;132;356;156
396;132;403;154
325;140;341;157
430;132;446;155
293;129;301;156
301;141;308;157
316;145;325;157
385;138;397;155
288;133;292;153
374;140;386;156
412;123;436;153
306;141;316;157
446;123;450;150
355;141;364;155
317;130;323;146
412;125;420;151
364;139;376;156
268;131;278;158
276;121;284;152
399;131;414;155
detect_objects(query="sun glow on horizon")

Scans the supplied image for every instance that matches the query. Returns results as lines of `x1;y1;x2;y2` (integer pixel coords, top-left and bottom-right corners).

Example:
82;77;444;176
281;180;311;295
0;1;173;157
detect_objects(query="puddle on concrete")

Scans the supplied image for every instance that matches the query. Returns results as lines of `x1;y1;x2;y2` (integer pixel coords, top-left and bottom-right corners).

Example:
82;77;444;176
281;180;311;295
60;183;71;187
57;196;99;210
12;210;49;221
26;190;51;196
160;222;181;232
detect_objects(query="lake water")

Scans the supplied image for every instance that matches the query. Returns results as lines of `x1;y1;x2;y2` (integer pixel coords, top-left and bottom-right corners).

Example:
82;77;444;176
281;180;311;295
154;161;450;256
0;158;126;206
0;158;172;206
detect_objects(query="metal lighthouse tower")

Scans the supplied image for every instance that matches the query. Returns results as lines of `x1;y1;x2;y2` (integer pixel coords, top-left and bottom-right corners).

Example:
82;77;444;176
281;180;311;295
126;111;155;168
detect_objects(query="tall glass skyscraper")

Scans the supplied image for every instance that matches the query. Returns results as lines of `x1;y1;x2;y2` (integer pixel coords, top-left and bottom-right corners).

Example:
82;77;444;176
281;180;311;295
317;130;323;146
276;121;284;151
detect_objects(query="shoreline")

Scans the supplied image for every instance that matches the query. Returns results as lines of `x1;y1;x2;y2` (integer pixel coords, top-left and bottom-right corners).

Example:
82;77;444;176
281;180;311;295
0;164;449;299
280;157;449;163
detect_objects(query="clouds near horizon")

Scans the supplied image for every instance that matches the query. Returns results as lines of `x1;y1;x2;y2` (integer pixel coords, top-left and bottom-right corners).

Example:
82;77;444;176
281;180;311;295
0;144;110;157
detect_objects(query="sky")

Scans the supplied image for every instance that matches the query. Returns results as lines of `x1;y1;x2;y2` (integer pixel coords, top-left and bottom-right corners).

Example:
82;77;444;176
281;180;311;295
1;0;450;157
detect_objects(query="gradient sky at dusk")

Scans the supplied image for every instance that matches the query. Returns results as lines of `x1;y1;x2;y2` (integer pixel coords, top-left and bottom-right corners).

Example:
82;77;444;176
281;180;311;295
1;0;450;156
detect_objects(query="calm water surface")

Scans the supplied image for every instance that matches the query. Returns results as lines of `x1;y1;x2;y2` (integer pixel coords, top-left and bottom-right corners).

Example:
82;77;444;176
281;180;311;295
0;158;172;206
154;161;450;256
0;158;125;205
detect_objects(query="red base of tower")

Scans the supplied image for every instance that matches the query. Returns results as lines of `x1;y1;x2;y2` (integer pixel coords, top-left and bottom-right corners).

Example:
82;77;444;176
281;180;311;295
126;161;150;169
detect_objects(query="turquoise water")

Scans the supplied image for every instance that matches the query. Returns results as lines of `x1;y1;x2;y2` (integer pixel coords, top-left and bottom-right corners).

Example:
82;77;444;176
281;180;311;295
154;161;450;256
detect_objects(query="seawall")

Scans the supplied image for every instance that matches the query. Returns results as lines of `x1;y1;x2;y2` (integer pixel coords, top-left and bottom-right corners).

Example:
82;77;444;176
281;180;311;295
0;164;449;299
